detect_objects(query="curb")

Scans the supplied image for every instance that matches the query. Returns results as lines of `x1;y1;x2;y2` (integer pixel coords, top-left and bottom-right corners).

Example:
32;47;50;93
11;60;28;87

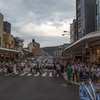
63;74;100;91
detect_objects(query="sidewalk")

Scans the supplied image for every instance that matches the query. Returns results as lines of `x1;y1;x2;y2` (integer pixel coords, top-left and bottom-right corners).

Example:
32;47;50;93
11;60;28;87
63;73;100;92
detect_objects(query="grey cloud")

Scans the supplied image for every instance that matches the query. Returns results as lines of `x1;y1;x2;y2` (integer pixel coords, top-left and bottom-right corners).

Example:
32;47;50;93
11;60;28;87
23;35;70;47
0;0;75;47
0;0;76;23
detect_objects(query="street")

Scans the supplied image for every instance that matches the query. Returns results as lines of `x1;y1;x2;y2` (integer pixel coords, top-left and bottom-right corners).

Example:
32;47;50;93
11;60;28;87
0;70;79;100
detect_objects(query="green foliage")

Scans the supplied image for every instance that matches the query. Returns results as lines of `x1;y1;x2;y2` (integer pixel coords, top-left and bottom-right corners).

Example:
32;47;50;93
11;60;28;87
24;52;34;57
43;46;58;55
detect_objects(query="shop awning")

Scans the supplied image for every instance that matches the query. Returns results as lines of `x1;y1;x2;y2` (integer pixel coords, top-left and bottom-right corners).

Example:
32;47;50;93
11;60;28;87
64;31;100;54
0;47;19;54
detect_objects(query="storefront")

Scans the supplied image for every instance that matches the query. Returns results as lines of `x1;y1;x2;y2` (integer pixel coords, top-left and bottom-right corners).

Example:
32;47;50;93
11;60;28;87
0;47;19;62
64;31;100;63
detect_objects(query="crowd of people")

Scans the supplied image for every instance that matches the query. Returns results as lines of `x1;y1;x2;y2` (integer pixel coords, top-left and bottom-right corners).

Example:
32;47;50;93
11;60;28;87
53;60;100;85
0;59;100;86
0;58;100;99
0;60;44;76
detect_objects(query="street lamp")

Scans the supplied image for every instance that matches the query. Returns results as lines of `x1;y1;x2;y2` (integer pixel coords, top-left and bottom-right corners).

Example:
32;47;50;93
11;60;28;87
62;31;70;36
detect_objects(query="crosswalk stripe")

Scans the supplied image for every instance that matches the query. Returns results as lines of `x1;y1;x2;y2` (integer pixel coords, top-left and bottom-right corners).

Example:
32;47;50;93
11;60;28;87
5;73;12;76
42;72;47;77
49;72;53;77
57;74;60;77
20;73;25;76
34;72;39;76
3;72;61;78
27;73;32;76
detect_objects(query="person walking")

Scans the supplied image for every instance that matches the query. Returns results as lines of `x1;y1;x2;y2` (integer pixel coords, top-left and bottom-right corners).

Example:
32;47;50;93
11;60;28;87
36;62;41;75
79;74;100;100
18;61;22;74
41;62;44;74
66;64;73;85
30;61;34;74
4;62;8;76
72;63;79;82
55;62;61;77
13;61;18;76
53;63;56;77
24;62;28;74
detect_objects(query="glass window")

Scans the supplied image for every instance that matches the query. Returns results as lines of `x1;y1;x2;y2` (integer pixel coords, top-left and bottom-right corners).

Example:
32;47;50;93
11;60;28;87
97;24;99;30
97;20;98;26
78;4;81;9
97;5;99;14
97;15;98;20
99;2;100;6
99;7;100;13
99;12;100;18
96;0;99;5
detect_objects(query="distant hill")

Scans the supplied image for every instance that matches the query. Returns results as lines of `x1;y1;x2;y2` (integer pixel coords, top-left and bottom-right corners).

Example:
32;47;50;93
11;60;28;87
43;46;58;55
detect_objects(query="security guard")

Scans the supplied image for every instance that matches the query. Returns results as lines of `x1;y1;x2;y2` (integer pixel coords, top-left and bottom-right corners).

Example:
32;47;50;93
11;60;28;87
79;74;100;100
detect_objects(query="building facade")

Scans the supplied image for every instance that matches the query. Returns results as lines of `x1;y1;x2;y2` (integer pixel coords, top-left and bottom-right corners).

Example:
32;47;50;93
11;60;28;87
14;37;24;51
96;0;100;30
0;13;4;47
70;19;76;44
54;44;70;57
28;39;44;57
28;42;34;52
76;0;95;40
3;21;11;34
3;32;14;49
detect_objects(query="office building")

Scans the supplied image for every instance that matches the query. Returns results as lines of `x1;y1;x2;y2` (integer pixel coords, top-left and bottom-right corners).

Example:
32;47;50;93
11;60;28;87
70;19;76;44
0;13;4;47
96;0;100;30
3;21;11;34
76;0;95;40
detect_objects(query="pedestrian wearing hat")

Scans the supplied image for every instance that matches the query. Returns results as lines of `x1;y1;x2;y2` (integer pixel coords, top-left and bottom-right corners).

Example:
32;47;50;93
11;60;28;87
79;74;100;100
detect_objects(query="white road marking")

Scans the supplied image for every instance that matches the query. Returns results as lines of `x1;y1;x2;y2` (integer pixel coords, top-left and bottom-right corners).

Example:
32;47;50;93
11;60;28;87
42;72;47;77
57;74;59;77
5;73;12;76
49;72;53;77
34;72;39;76
27;73;32;76
20;73;25;76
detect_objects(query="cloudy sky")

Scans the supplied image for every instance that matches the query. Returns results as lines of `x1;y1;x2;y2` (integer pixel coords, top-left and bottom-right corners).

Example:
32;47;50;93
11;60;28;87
0;0;76;47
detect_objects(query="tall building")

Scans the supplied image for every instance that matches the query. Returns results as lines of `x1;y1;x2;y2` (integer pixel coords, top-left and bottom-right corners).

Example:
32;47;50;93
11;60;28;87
70;19;76;44
96;0;100;30
3;21;11;34
0;13;4;47
76;0;95;40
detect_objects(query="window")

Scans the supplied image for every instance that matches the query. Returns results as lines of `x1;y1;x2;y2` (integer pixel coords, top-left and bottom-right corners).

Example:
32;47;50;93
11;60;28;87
96;5;99;15
97;15;98;20
96;0;99;5
0;37;1;44
78;4;81;9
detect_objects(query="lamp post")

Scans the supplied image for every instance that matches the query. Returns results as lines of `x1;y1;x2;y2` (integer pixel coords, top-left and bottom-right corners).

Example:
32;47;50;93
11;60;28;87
62;31;70;57
62;31;70;36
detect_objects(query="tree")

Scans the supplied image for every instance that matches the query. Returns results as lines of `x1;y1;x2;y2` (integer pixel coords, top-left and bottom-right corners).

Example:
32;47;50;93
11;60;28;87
24;52;34;57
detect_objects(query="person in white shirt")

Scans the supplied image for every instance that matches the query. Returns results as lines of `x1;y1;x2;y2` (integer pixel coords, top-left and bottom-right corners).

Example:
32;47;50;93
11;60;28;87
24;62;28;74
55;63;61;76
13;61;18;76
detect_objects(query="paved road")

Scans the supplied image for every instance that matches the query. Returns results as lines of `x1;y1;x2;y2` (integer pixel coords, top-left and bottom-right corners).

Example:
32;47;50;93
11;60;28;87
0;71;79;100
